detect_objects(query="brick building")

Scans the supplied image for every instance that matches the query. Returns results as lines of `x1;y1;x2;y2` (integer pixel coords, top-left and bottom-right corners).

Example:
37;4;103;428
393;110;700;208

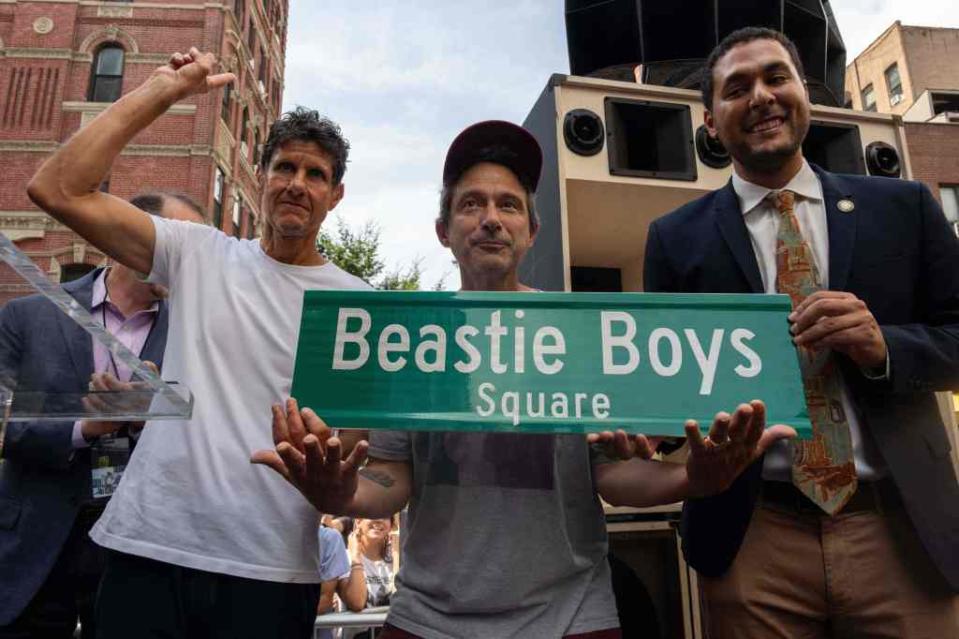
845;22;959;117
0;0;288;301
844;22;959;237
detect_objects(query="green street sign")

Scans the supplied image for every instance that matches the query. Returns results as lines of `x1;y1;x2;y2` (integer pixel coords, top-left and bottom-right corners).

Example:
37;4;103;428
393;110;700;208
291;291;812;438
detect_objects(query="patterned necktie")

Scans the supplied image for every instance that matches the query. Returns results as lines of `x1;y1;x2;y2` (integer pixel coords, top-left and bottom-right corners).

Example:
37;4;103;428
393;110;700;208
772;190;857;514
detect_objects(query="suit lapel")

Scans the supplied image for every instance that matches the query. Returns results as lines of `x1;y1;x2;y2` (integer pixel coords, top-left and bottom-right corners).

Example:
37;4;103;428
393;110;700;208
57;269;100;382
714;181;764;293
140;300;168;366
814;166;857;292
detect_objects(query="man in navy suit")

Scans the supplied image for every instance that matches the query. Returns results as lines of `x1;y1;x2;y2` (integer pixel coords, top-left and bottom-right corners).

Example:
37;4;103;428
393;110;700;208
0;193;205;638
644;27;959;638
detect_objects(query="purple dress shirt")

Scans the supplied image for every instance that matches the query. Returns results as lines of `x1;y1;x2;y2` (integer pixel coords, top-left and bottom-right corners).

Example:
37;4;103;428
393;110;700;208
71;269;160;448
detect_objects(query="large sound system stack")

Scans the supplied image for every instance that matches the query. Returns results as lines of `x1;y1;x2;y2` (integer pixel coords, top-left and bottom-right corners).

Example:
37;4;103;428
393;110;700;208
521;3;912;637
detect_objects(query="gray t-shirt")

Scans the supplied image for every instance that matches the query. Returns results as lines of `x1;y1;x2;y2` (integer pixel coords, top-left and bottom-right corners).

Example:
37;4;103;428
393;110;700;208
368;431;619;639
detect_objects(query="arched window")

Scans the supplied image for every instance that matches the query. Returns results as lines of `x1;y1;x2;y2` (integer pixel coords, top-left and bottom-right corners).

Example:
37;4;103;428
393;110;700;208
89;45;125;102
61;263;96;283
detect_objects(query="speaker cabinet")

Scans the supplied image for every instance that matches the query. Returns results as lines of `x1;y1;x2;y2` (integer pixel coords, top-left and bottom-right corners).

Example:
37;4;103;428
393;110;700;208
565;0;847;106
520;74;910;293
605;504;702;639
803;120;866;176
605;98;696;180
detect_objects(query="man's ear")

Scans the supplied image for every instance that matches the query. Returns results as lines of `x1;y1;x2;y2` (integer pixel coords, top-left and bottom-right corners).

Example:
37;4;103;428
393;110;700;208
329;182;345;211
435;218;450;247
704;109;719;140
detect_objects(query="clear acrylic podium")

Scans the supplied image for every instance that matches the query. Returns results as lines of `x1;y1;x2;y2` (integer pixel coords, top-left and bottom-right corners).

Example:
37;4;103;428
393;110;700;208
0;232;193;456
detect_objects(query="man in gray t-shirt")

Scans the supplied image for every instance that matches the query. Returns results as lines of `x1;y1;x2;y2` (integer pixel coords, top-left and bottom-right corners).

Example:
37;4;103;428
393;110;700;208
254;121;795;639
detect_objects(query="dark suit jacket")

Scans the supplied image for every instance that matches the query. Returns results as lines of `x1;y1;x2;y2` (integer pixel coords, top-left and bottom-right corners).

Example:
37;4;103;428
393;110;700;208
0;268;169;624
643;166;959;591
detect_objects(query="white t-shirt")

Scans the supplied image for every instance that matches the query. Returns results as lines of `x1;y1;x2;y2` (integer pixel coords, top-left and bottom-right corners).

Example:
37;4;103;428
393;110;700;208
91;217;371;582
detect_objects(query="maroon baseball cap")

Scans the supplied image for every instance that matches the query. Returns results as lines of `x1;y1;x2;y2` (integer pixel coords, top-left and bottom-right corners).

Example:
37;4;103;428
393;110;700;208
442;120;543;191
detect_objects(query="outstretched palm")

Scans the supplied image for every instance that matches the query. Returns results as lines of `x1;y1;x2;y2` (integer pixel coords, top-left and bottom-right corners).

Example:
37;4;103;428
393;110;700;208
684;400;795;498
251;398;368;514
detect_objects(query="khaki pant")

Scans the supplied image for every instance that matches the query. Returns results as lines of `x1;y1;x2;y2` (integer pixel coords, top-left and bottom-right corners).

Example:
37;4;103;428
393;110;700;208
699;502;958;639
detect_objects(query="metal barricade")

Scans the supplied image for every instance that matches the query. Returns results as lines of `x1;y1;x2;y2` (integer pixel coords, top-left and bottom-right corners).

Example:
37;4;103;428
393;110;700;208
313;607;389;638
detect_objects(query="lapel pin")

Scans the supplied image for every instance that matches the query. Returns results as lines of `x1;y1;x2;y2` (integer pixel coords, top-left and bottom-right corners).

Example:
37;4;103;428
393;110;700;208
837;199;855;213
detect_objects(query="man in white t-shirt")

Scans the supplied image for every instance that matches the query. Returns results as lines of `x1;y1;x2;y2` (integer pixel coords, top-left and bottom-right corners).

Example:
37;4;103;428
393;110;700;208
27;48;369;639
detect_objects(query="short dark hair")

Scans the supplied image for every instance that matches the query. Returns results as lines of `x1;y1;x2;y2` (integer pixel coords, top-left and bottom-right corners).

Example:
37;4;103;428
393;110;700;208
259;107;350;184
702;27;806;111
130;191;207;222
438;146;539;232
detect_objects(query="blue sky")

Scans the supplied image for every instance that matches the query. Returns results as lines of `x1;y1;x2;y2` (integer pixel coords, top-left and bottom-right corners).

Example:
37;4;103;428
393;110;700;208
282;1;959;290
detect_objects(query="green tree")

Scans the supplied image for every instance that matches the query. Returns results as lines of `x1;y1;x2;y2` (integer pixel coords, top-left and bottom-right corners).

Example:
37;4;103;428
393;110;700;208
317;218;422;290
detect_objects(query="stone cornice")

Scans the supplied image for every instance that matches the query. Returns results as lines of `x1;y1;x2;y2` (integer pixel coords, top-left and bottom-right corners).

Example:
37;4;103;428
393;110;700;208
0;141;59;153
0;141;212;156
62;100;197;115
121;144;213;157
2;49;194;65
2;47;73;59
0;210;65;232
79;2;222;10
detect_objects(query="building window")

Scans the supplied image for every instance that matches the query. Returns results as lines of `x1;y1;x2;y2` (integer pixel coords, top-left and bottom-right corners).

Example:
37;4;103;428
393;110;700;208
61;264;96;283
247;211;257;239
240;107;250;160
213;168;225;229
885;63;903;106
88;45;125;102
931;92;959;116
252;127;261;166
941;185;959;237
221;83;232;125
232;198;242;237
861;84;876;112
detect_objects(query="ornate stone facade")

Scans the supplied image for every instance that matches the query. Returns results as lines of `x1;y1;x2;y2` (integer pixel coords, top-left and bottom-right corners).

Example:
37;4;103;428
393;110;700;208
0;0;289;294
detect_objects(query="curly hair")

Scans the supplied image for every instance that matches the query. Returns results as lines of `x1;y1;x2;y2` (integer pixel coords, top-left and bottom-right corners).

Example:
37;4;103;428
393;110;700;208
259;107;350;184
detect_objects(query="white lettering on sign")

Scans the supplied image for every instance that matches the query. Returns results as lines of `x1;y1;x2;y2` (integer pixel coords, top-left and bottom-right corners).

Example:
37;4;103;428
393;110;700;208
377;324;409;372
330;308;765;397
601;311;640;375
685;328;724;395
532;326;565;375
476;382;611;426
332;308;371;370
648;328;682;376
415;325;446;372
731;328;762;378
453;325;481;373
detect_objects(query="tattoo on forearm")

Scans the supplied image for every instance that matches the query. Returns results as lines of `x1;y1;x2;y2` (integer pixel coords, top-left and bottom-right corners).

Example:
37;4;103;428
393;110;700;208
359;467;395;489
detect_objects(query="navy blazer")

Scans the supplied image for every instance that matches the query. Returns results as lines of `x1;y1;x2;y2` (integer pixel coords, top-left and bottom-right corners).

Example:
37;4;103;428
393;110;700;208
0;268;169;624
643;166;959;591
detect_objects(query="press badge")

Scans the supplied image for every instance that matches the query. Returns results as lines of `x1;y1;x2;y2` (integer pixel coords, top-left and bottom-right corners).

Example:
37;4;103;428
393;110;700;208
90;435;131;499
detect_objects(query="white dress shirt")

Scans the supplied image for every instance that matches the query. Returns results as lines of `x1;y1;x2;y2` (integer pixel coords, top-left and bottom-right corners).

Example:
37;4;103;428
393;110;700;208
732;161;887;481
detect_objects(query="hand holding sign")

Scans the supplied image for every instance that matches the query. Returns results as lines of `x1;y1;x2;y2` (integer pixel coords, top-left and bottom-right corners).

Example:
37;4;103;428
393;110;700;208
789;290;887;371
586;430;657;461
251;398;369;514
684;400;795;498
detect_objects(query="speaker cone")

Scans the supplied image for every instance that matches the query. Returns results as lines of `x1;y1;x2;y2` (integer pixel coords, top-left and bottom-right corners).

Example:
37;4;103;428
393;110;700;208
695;125;731;169
865;141;901;178
564;109;605;156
